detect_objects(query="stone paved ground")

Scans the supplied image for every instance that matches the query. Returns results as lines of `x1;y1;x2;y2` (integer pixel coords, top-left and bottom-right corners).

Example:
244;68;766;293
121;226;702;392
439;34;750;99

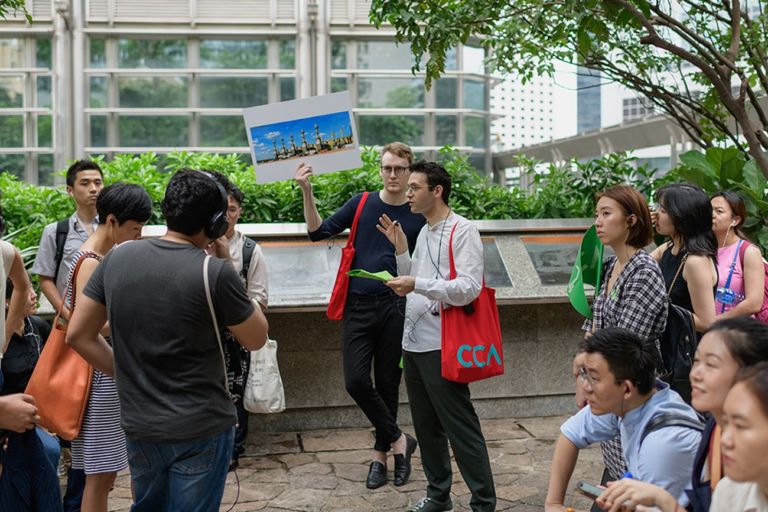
101;415;602;511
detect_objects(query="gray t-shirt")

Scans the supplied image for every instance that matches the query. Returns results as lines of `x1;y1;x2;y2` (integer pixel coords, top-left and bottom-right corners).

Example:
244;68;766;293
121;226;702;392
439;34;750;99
84;238;255;442
31;213;98;294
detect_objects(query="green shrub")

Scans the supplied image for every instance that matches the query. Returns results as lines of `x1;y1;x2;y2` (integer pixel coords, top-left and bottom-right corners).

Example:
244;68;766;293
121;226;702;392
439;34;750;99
0;147;653;268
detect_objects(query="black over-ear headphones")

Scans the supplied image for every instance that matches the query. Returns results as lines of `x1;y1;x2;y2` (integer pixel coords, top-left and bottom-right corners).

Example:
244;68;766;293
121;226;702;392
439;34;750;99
197;171;229;240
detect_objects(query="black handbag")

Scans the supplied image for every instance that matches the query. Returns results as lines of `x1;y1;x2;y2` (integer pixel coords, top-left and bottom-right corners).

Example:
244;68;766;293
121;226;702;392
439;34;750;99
659;254;697;401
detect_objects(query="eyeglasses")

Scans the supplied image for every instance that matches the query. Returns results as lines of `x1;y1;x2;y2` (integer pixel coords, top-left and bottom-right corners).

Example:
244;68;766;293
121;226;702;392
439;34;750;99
381;166;409;176
406;184;435;193
577;366;595;390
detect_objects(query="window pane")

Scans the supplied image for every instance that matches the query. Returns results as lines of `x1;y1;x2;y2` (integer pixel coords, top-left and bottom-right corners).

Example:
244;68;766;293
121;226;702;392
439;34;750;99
357;41;414;70
119;115;189;147
465;116;487;147
89;38;106;68
199;77;267;108
358;78;423;108
36;39;51;68
0;154;24;179
469;153;486;172
358;115;424;146
435;78;457;108
331;77;347;93
37;76;52;108
331;40;346;69
90;76;108;108
200;40;267;69
0;39;23;68
444;48;458;70
279;40;295;69
0;76;23;108
463;45;485;75
37;114;52;147
38;154;54;186
0;115;23;147
201;116;247;147
90;115;107;147
119;77;187;108
280;77;295;101
463;80;485;110
118;39;187;68
436;115;456;146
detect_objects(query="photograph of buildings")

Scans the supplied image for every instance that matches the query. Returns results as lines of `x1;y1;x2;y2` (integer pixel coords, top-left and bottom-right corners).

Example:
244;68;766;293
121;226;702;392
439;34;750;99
250;111;355;164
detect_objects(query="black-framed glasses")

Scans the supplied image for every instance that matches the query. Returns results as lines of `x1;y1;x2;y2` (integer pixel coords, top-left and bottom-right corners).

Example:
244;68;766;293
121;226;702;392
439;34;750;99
381;165;409;176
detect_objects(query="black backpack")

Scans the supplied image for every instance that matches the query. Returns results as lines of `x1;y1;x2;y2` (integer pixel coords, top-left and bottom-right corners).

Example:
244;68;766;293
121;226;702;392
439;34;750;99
241;236;255;280
52;219;69;282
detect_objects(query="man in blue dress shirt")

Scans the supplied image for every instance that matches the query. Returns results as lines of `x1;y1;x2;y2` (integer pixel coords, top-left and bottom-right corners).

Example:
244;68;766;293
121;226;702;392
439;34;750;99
545;327;702;512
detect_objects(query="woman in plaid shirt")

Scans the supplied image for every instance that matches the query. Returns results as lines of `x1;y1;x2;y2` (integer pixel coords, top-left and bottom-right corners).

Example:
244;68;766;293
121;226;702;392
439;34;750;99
580;185;669;486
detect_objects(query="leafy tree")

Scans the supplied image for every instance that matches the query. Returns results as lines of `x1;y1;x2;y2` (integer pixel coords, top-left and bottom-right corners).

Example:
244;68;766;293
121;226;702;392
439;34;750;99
370;0;768;178
0;0;30;21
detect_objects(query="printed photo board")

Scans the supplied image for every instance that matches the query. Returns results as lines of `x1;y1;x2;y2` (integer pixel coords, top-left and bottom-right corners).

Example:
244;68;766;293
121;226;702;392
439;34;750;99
243;91;362;183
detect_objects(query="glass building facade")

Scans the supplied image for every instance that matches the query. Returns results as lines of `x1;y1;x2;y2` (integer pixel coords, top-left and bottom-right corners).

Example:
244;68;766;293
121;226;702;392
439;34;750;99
0;0;494;183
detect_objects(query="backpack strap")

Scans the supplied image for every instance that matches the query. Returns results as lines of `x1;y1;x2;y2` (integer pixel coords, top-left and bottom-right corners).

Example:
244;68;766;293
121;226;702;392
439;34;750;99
737;238;750;268
53;218;70;283
241;237;256;280
639;412;705;449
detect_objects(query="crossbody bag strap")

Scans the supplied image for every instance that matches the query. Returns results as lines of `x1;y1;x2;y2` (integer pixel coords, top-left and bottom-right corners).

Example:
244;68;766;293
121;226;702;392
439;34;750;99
346;192;369;249
66;251;100;314
722;240;743;291
667;250;688;299
203;255;230;396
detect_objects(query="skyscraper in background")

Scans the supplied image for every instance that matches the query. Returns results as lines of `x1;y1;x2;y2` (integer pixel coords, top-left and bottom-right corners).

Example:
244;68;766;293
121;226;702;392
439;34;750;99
576;66;601;133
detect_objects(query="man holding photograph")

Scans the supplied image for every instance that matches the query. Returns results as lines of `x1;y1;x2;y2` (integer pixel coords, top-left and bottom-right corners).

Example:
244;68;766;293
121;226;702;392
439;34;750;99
294;142;424;489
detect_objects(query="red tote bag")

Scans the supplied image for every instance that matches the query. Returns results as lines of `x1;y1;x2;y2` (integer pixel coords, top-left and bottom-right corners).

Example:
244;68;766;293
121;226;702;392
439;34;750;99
326;192;369;320
440;223;504;383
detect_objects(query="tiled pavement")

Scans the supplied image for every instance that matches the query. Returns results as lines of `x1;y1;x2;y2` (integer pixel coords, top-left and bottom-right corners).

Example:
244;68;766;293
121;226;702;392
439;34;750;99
101;415;603;511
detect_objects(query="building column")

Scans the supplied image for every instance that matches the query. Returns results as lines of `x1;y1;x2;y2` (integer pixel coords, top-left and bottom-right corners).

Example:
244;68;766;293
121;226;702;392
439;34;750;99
53;0;73;177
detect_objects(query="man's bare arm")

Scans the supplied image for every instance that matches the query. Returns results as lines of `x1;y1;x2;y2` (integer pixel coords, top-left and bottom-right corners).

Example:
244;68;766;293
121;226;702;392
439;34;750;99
39;276;70;319
544;433;581;512
294;163;323;232
228;303;269;351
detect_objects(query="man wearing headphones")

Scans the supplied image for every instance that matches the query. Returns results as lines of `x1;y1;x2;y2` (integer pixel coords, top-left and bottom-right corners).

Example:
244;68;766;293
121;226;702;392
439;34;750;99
66;170;269;511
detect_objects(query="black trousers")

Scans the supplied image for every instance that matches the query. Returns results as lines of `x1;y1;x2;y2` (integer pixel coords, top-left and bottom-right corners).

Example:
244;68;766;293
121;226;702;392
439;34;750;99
404;350;496;511
342;292;405;452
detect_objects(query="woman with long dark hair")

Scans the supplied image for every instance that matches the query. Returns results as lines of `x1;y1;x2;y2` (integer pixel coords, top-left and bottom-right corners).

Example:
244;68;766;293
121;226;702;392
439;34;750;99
710;190;765;319
652;183;718;332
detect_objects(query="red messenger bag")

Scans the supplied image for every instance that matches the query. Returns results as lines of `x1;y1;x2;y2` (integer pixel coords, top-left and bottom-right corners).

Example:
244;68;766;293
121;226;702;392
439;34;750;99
326;192;369;320
440;222;504;383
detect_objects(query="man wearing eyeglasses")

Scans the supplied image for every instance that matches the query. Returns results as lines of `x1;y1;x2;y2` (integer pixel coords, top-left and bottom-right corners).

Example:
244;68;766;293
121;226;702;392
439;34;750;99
294;142;425;490
545;327;702;512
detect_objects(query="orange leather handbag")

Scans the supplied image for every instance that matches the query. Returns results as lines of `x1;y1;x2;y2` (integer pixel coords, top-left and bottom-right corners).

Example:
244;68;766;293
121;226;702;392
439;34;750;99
25;253;97;441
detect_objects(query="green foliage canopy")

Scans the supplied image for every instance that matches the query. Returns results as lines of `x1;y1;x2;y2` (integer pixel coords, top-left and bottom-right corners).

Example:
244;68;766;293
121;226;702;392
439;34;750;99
369;0;768;178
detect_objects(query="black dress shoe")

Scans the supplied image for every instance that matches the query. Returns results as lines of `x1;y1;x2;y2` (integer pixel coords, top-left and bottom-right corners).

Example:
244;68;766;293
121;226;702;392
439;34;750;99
393;433;418;486
366;461;387;489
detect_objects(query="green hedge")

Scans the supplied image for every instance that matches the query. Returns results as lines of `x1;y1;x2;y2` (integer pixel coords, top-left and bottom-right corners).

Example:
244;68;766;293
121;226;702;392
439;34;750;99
6;145;763;268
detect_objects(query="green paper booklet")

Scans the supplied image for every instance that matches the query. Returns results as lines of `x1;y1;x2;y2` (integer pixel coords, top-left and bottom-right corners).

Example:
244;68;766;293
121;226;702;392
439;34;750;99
346;269;394;281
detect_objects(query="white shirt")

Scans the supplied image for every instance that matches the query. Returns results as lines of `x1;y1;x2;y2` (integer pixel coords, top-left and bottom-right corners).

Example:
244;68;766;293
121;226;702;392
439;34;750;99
226;230;269;308
711;478;768;512
396;212;483;352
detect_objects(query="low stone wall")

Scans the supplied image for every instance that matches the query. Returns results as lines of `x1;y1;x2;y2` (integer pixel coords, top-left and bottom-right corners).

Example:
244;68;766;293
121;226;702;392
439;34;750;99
253;302;583;432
